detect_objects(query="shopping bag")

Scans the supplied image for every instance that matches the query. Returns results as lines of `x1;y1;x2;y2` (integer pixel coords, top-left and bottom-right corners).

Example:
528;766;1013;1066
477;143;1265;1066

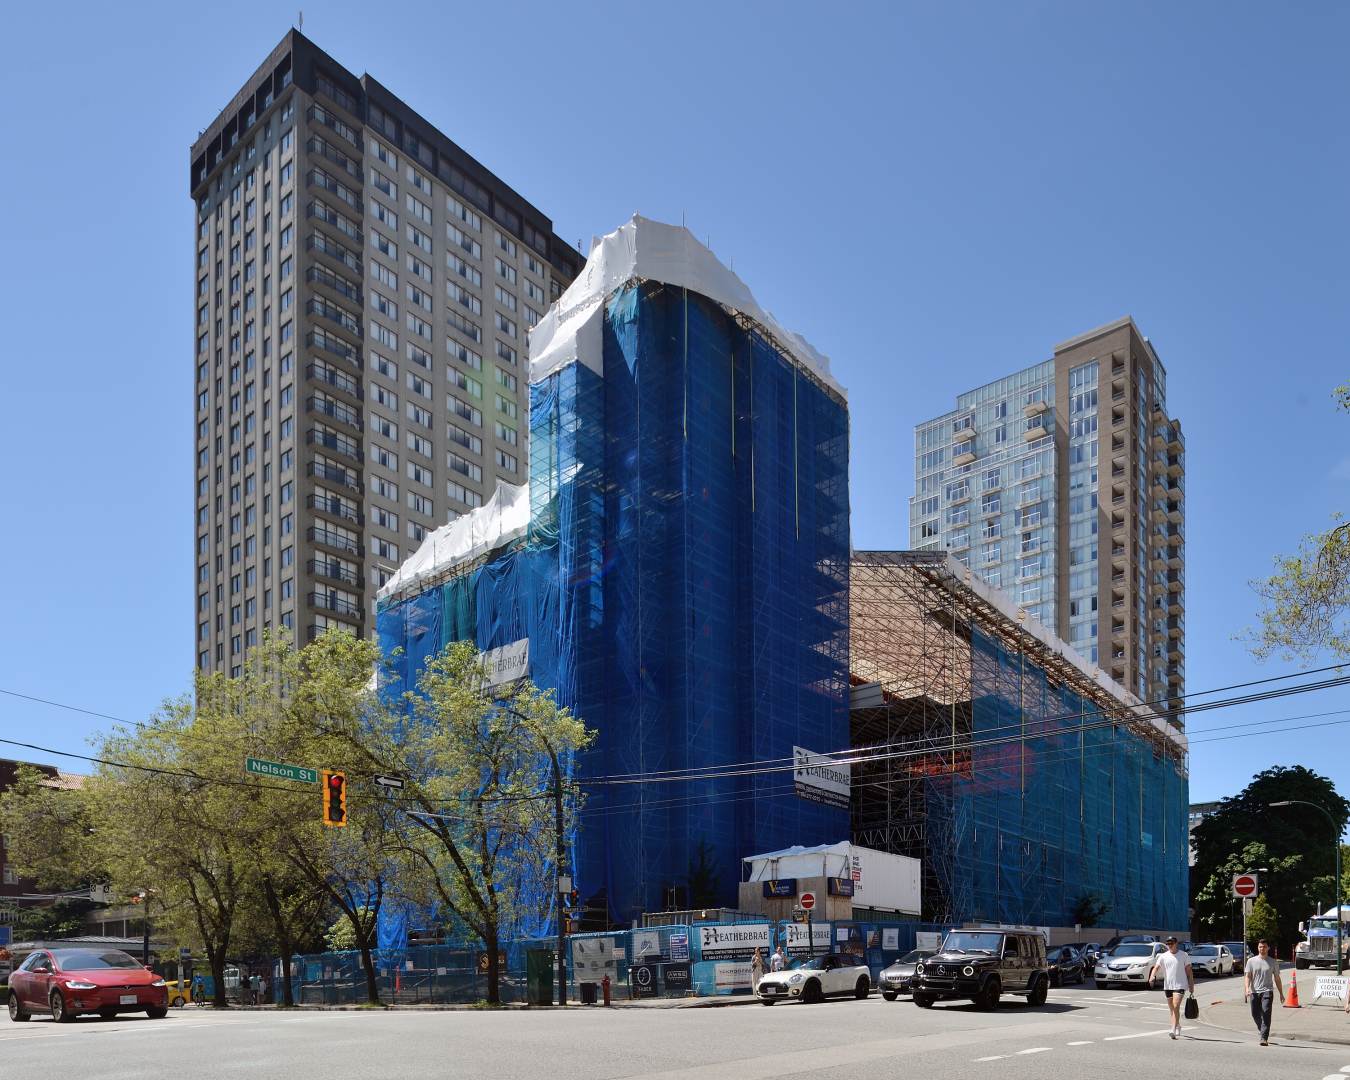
1184;994;1199;1020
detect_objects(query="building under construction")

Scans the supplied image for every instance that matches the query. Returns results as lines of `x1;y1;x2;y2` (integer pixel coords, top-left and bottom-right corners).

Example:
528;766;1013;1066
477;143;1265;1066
850;551;1189;933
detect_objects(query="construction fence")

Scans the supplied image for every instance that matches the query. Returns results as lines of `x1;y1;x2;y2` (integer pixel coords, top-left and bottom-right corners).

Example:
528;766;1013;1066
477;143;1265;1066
275;919;955;1005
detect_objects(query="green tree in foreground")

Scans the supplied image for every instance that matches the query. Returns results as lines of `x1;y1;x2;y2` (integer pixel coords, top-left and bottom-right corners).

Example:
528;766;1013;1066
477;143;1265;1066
325;640;593;1006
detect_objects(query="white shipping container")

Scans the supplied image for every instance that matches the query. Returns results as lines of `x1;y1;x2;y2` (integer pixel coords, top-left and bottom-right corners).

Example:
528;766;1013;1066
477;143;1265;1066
743;842;920;916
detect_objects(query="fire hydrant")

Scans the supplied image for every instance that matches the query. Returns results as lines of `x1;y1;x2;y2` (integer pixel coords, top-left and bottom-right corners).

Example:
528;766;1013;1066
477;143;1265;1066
601;974;612;1007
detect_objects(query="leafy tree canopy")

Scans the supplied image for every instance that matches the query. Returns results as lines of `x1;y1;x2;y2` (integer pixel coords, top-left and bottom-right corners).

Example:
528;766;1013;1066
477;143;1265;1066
1191;766;1348;946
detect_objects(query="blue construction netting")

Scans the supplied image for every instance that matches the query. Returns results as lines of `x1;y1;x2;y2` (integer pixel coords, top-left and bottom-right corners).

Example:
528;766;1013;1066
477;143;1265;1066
949;623;1188;930
378;281;851;937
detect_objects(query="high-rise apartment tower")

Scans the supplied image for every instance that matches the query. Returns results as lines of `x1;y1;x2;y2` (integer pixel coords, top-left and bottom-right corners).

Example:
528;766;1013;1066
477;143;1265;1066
189;31;582;673
909;317;1185;722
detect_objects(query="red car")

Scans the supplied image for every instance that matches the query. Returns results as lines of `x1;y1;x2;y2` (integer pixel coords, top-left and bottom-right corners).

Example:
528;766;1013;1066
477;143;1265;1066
8;948;169;1022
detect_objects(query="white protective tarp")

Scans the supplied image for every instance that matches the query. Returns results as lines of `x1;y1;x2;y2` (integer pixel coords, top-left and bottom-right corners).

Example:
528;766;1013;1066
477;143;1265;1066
376;482;529;600
529;215;847;400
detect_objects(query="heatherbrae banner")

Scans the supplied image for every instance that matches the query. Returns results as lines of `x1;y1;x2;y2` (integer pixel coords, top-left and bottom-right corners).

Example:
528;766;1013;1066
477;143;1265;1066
480;638;529;689
793;746;851;809
698;924;771;958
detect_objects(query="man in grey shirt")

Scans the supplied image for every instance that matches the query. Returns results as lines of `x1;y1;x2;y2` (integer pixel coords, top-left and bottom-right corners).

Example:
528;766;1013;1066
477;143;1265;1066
1244;939;1284;1045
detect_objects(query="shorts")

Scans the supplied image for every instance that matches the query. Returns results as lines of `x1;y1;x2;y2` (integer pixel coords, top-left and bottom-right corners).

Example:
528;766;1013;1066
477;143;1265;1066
1164;988;1187;999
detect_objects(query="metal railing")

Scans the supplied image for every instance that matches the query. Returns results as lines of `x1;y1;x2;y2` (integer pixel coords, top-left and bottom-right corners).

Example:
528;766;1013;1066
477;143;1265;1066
306;461;360;491
306;363;361;399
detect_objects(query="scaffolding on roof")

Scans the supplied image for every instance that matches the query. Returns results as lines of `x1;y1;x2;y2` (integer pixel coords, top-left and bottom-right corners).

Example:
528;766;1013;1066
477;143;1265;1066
849;551;1189;931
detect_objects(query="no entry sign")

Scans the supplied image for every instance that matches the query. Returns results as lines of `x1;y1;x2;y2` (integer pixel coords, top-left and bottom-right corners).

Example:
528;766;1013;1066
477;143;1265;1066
800;892;817;911
1232;873;1259;898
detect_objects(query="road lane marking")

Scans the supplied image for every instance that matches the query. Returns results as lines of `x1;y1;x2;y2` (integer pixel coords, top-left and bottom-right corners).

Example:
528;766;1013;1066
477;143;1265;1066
1016;1047;1052;1055
1067;1040;1093;1045
1103;1026;1193;1041
973;1055;1006;1062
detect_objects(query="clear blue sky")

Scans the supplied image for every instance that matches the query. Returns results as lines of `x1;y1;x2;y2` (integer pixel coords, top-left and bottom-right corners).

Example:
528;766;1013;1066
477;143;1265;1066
1;1;1346;809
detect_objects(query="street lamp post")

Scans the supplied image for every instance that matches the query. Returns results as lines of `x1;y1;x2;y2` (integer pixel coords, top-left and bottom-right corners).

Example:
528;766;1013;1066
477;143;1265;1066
1271;800;1343;975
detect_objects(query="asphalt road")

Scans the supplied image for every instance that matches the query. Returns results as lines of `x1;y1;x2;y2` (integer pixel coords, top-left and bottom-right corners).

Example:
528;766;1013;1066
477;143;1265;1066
4;979;1349;1080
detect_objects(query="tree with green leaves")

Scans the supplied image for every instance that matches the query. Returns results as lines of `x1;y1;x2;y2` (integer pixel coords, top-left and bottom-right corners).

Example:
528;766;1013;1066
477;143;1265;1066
1191;767;1349;946
324;639;593;1005
0;766;101;894
1249;385;1350;661
1247;896;1281;952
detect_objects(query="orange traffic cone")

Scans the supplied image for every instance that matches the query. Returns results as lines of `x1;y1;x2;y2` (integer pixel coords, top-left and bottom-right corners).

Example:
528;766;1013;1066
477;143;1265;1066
1283;968;1300;1008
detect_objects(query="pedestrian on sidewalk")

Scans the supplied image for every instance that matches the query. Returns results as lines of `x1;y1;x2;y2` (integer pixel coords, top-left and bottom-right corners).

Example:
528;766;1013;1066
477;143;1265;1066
1148;936;1194;1040
751;949;765;990
1243;939;1284;1046
771;946;786;973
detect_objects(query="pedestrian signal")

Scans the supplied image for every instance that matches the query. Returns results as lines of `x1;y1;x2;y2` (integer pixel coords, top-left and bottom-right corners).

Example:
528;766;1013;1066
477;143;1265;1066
321;770;347;827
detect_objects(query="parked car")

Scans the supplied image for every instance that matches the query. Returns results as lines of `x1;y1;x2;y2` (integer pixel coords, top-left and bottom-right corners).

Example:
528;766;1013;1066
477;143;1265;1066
1067;941;1104;965
1094;941;1165;989
1048;945;1086;986
912;928;1050;1010
755;953;871;1004
8;948;168;1022
878;950;935;1000
1222;942;1248;970
1188;944;1235;977
1102;934;1159;952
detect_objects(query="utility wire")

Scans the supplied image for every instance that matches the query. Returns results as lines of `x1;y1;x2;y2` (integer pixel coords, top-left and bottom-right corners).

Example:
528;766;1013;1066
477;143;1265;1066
576;662;1350;782
579;675;1350;787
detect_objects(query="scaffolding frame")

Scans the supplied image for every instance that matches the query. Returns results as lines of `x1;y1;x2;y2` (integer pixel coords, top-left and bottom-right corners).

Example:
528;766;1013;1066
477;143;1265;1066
850;551;1188;928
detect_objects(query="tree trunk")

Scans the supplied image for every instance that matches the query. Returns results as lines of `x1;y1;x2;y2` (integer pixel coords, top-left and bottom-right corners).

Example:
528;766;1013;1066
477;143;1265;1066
357;933;380;1006
208;946;229;1009
260;876;295;1007
485;925;500;1005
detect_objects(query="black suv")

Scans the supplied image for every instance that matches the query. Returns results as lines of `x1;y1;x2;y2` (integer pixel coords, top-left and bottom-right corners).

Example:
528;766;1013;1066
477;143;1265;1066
912;928;1050;1010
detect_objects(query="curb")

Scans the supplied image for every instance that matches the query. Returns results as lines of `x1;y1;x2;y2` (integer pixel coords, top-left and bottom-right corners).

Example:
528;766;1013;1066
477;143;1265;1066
209;997;759;1012
1201;1000;1350;1047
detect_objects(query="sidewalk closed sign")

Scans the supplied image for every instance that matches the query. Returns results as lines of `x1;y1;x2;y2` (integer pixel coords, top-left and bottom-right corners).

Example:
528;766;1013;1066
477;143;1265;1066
1313;975;1350;1004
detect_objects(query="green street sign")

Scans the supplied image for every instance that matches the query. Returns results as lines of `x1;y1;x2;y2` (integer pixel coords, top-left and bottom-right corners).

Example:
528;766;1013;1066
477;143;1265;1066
245;757;318;784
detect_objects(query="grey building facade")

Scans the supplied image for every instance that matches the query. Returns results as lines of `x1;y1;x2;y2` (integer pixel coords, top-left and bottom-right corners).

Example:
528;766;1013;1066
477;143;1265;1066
189;31;582;672
909;317;1185;723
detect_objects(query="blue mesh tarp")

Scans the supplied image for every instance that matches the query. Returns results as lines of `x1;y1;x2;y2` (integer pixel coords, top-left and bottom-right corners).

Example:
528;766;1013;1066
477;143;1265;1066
939;624;1188;930
378;282;851;933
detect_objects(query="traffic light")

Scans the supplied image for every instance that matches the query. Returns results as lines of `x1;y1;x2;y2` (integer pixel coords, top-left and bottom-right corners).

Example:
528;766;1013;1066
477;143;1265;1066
321;770;347;827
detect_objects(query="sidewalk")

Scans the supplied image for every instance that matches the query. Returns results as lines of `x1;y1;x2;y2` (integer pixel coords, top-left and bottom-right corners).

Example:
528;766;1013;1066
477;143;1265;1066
1202;990;1350;1047
224;993;756;1012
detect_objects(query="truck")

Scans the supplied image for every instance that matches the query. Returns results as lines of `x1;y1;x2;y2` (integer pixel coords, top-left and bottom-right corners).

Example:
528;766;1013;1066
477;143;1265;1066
1295;905;1350;970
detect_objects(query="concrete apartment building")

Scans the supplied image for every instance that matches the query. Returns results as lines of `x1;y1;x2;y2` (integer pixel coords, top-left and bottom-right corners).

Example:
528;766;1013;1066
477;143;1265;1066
909;318;1185;723
189;31;583;672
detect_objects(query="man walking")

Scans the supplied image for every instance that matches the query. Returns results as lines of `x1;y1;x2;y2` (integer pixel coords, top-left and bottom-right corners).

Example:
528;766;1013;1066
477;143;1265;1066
1148;936;1194;1039
771;946;786;973
1244;939;1284;1046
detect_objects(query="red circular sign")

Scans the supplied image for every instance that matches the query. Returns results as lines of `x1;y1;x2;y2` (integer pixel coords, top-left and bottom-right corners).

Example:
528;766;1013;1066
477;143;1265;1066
800;892;816;911
1234;874;1258;897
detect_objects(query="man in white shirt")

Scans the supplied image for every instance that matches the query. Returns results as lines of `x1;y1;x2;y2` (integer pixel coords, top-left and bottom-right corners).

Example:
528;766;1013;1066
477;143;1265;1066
1148;936;1195;1039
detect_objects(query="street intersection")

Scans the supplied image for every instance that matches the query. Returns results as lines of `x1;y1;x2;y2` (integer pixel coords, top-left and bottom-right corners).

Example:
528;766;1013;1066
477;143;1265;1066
3;978;1349;1080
